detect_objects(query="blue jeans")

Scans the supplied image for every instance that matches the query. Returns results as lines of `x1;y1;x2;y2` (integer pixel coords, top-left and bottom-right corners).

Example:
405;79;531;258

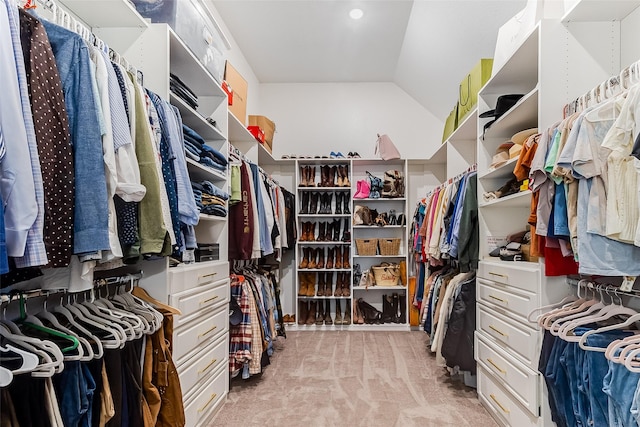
546;339;577;427
53;361;96;427
631;380;640;426
604;349;640;427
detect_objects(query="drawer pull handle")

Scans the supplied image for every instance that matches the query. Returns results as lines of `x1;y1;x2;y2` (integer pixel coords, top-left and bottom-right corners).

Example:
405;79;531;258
198;325;218;338
489;325;508;337
489;272;507;279
198;358;218;374
199;272;218;279
197;393;218;413
200;295;220;305
486;358;506;374
489;295;506;303
489;394;510;414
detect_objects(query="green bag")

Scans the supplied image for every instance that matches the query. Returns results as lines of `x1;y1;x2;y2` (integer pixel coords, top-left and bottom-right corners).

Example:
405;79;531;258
442;104;458;143
457;58;493;123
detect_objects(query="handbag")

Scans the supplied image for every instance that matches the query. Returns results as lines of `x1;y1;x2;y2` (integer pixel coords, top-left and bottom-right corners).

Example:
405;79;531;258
366;171;382;199
457;58;493;123
442;104;458;143
374;134;401;160
382;170;405;198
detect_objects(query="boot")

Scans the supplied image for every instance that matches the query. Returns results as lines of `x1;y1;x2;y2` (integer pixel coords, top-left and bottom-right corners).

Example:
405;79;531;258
324;300;333;325
341;218;351;242
300;191;309;214
328;166;337;187
342;245;350;269
332;219;341;241
381;295;393;324
343;192;351;214
300;166;308;187
298;274;308;295
398;293;407;324
308;248;318;269
298;301;308;325
324;272;333;296
342;165;351;187
306;301;317;325
299;247;309;269
315;300;324;325
317;222;326;242
392;293;400;323
335;246;343;269
335;299;343;325
299;222;307;242
325;193;333;214
307;274;317;297
320;166;329;187
336;166;345;187
333;272;342;297
310;166;317;187
326;247;334;269
318;193;327;214
335;192;342;214
308;222;316;241
316;271;325;296
310;193;319;214
317;247;325;269
341;272;350;296
344;299;352;324
354;300;364;324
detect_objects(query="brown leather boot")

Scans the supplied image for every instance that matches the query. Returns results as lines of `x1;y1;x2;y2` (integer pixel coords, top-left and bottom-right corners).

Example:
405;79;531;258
318;166;327;187
334;299;343;324
326;247;334;269
342;245;350;269
341;272;351;296
298;274;309;295
299;247;309;269
344;299;352;324
310;193;319;214
328;166;337;187
316;273;325;296
300;166;308;187
317;247;325;269
317;222;326;242
310;166;317;187
298;301;307;325
308;222;316;241
324;300;333;325
336;166;344;187
308;248;318;269
315;301;324;325
335;245;343;269
306;301;317;325
342;165;351;187
333;272;342;297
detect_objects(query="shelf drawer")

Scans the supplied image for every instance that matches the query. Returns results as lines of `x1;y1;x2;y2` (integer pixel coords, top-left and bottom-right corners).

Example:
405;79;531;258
178;334;228;400
184;365;227;427
173;306;228;365
171;278;230;328
169;261;229;294
478;261;539;293
478;304;539;370
478;278;538;324
478;366;538;427
476;332;539;416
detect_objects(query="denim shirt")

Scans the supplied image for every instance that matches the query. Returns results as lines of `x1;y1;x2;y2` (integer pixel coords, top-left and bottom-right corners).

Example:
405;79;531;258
42;20;110;254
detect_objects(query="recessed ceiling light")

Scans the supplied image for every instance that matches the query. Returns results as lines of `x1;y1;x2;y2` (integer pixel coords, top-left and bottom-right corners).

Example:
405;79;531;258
349;8;363;20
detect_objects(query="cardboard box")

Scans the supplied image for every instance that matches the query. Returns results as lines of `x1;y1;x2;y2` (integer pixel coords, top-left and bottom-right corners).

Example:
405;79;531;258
248;115;275;145
224;61;248;125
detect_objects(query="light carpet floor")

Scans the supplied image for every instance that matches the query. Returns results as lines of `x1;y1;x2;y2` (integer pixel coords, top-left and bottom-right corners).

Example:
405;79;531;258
208;331;498;427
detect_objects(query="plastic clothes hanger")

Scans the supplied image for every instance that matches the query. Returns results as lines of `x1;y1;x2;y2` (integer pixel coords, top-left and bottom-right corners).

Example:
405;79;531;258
622;346;640;372
0;366;13;387
78;291;138;341
578;311;640;353
53;296;121;350
0;323;60;376
527;295;578;323
540;281;598;328
35;299;94;361
67;298;128;346
0;343;40;374
47;307;104;359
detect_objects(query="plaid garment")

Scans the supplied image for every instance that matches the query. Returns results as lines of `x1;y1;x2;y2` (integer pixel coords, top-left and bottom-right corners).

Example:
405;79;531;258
246;277;264;375
229;276;252;378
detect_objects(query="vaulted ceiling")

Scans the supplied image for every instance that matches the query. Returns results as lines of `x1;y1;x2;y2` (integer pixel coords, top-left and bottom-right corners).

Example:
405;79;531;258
212;0;526;120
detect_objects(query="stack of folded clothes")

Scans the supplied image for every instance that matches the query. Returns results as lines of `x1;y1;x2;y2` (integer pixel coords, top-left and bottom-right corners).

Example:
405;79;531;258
170;73;198;109
183;125;228;172
192;180;229;217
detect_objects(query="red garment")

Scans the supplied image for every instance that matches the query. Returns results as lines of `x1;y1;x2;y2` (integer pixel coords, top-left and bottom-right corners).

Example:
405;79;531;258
544;241;578;276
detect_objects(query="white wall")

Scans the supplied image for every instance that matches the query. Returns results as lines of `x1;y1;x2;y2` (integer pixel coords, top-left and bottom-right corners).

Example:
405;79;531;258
258;82;444;160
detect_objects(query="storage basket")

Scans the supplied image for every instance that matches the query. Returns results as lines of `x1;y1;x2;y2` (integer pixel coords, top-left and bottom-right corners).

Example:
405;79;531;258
355;238;378;256
378;238;401;256
371;264;400;287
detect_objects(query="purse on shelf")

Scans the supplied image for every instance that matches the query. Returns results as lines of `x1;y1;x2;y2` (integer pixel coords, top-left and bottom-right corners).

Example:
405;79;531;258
374;134;401;160
382;170;405;198
366;171;383;199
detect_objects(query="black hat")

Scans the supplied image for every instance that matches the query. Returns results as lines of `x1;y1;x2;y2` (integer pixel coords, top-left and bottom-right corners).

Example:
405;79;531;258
481;94;524;130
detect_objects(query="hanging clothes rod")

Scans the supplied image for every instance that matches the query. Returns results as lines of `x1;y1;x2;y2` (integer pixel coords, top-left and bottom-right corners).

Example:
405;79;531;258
229;143;281;187
567;277;640;299
417;163;477;205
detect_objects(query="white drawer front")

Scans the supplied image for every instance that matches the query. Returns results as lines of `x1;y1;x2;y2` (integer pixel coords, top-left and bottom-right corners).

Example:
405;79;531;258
478;261;539;293
173;306;228;365
478;366;539;427
478;278;538;325
184;365;227;427
171;278;230;328
478;305;539;370
169;261;229;294
476;332;539;416
178;334;228;400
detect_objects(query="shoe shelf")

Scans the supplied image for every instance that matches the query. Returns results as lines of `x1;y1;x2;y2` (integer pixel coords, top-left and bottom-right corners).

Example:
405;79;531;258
352;286;407;291
353;197;406;202
297;241;351;245
297;214;352;218
297;296;352;299
198;213;227;222
297;268;352;272
478;157;518;181
349;324;410;331
186;158;227;182
352;255;405;258
479;190;531;208
298;187;351;192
